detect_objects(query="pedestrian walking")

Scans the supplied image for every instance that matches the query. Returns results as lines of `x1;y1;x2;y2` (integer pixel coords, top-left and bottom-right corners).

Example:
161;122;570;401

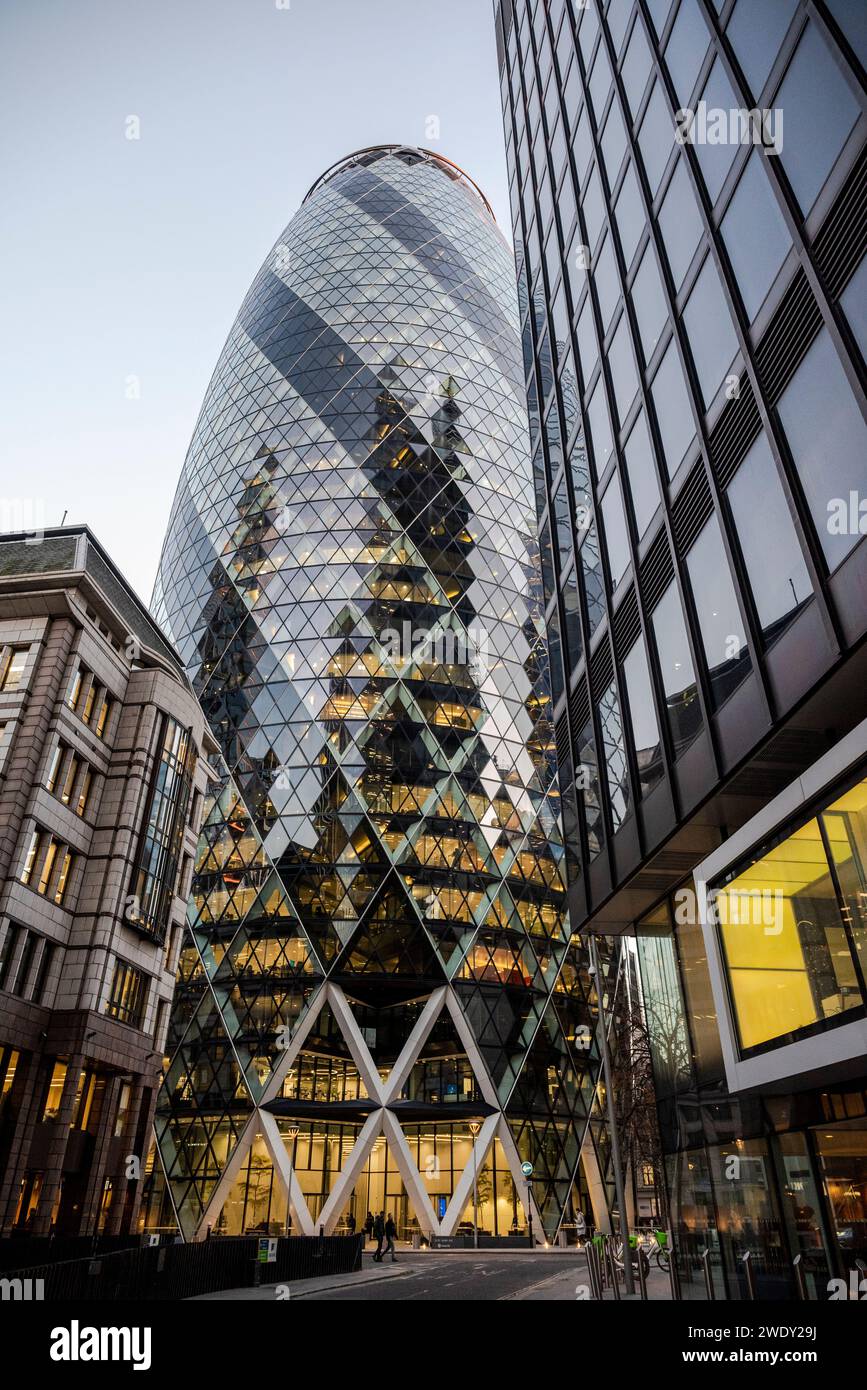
383;1213;397;1262
372;1210;385;1261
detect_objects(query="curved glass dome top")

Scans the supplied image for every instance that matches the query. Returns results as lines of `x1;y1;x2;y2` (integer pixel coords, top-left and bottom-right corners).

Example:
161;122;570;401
150;148;606;1242
302;145;498;221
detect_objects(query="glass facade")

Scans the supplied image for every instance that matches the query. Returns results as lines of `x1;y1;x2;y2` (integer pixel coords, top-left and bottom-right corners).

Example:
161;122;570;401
151;147;615;1242
496;0;867;923
496;0;867;1297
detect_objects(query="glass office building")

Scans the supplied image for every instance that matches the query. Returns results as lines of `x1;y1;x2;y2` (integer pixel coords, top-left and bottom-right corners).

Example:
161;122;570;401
496;0;867;1294
146;146;618;1242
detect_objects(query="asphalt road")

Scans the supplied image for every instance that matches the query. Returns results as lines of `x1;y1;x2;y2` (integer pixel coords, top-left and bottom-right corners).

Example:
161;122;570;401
302;1250;591;1301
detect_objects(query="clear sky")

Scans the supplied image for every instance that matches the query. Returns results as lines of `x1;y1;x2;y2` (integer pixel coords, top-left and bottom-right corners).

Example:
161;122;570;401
0;0;511;602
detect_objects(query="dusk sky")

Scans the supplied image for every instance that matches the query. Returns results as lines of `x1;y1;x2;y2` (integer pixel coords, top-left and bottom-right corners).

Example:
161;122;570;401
0;0;511;601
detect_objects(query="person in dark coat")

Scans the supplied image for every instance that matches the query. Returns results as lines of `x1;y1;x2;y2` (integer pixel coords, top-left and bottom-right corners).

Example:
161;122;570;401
383;1213;397;1262
363;1211;374;1245
347;1212;356;1236
372;1210;385;1261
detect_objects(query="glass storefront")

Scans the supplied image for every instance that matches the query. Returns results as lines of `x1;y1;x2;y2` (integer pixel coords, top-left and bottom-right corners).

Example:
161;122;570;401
638;847;867;1298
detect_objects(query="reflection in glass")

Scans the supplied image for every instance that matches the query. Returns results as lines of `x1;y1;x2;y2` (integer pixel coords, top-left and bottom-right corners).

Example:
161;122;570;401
712;818;864;1052
727;432;812;641
685;512;751;708
652;582;702;755
598;681;630;830
622;638;663;795
778;328;867;572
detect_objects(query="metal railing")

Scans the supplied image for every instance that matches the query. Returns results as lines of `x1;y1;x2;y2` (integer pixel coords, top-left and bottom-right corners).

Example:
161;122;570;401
1;1234;363;1301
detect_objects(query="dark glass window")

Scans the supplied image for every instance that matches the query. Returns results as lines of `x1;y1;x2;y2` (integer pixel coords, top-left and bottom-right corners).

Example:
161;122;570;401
572;104;594;184
693;60;739;204
128;717;195;939
548;605;566;707
841;253;867;364
588;44;613;125
578;0;600;66
646;0;673;38
621;18;653;118
622;638;664;795
631;244;668;363
726;0;797;99
106;960;147;1029
601;99;628;186
664;0;710;105
583;163;607;252
825;0;867;70
727;431;812;641
557;166;577;241
651;341;695;478
614;161;645;270
685;512;752;707
563;62;583;134
539;519;557;605
587;378;615;478
593;232;621;334
682;255;739;407
777;327;867;571
624;410;662;536
607;313;640;425
721;152;791;321
562;568;584;668
599;681;630;829
658;157;703;290
601;470;632;587
776;21;860;215
652;581;702;754
638;82;675;196
580;521;607;634
552;471;572;568
606;0;632;56
578;719;605;857
575;289;598;383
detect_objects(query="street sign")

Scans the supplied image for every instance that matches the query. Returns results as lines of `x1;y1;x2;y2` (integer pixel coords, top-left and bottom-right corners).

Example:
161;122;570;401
521;1161;534;1177
258;1237;278;1264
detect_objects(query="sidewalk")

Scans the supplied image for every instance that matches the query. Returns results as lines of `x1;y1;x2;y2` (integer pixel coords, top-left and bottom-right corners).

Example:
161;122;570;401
192;1258;417;1300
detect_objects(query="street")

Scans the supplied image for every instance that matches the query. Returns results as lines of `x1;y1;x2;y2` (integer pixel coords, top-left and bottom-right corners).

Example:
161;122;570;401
302;1250;588;1301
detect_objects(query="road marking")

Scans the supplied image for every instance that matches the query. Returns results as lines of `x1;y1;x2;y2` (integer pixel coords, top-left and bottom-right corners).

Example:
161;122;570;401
498;1266;586;1301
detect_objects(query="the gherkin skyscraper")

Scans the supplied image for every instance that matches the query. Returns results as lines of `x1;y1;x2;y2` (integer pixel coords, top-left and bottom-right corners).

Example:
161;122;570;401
148;146;616;1243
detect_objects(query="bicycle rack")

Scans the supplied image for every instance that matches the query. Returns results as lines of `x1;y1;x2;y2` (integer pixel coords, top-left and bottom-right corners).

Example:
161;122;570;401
666;1231;682;1301
606;1237;621;1300
585;1240;604;1300
636;1244;649;1300
792;1253;809;1301
741;1249;757;1300
699;1246;715;1301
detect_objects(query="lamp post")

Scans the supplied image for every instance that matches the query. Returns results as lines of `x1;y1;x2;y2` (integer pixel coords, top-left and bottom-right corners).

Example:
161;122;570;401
468;1121;481;1249
284;1125;300;1237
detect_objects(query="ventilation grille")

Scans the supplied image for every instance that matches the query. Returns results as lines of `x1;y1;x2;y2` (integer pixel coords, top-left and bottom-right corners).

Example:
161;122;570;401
590;638;615;701
814;145;867;299
754;267;823;406
707;374;763;488
555;710;571;770
639;528;675;611
671;462;714;554
569;678;591;735
612;584;642;661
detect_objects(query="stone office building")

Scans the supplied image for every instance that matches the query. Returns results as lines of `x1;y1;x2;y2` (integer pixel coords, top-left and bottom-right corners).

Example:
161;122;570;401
0;526;215;1238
